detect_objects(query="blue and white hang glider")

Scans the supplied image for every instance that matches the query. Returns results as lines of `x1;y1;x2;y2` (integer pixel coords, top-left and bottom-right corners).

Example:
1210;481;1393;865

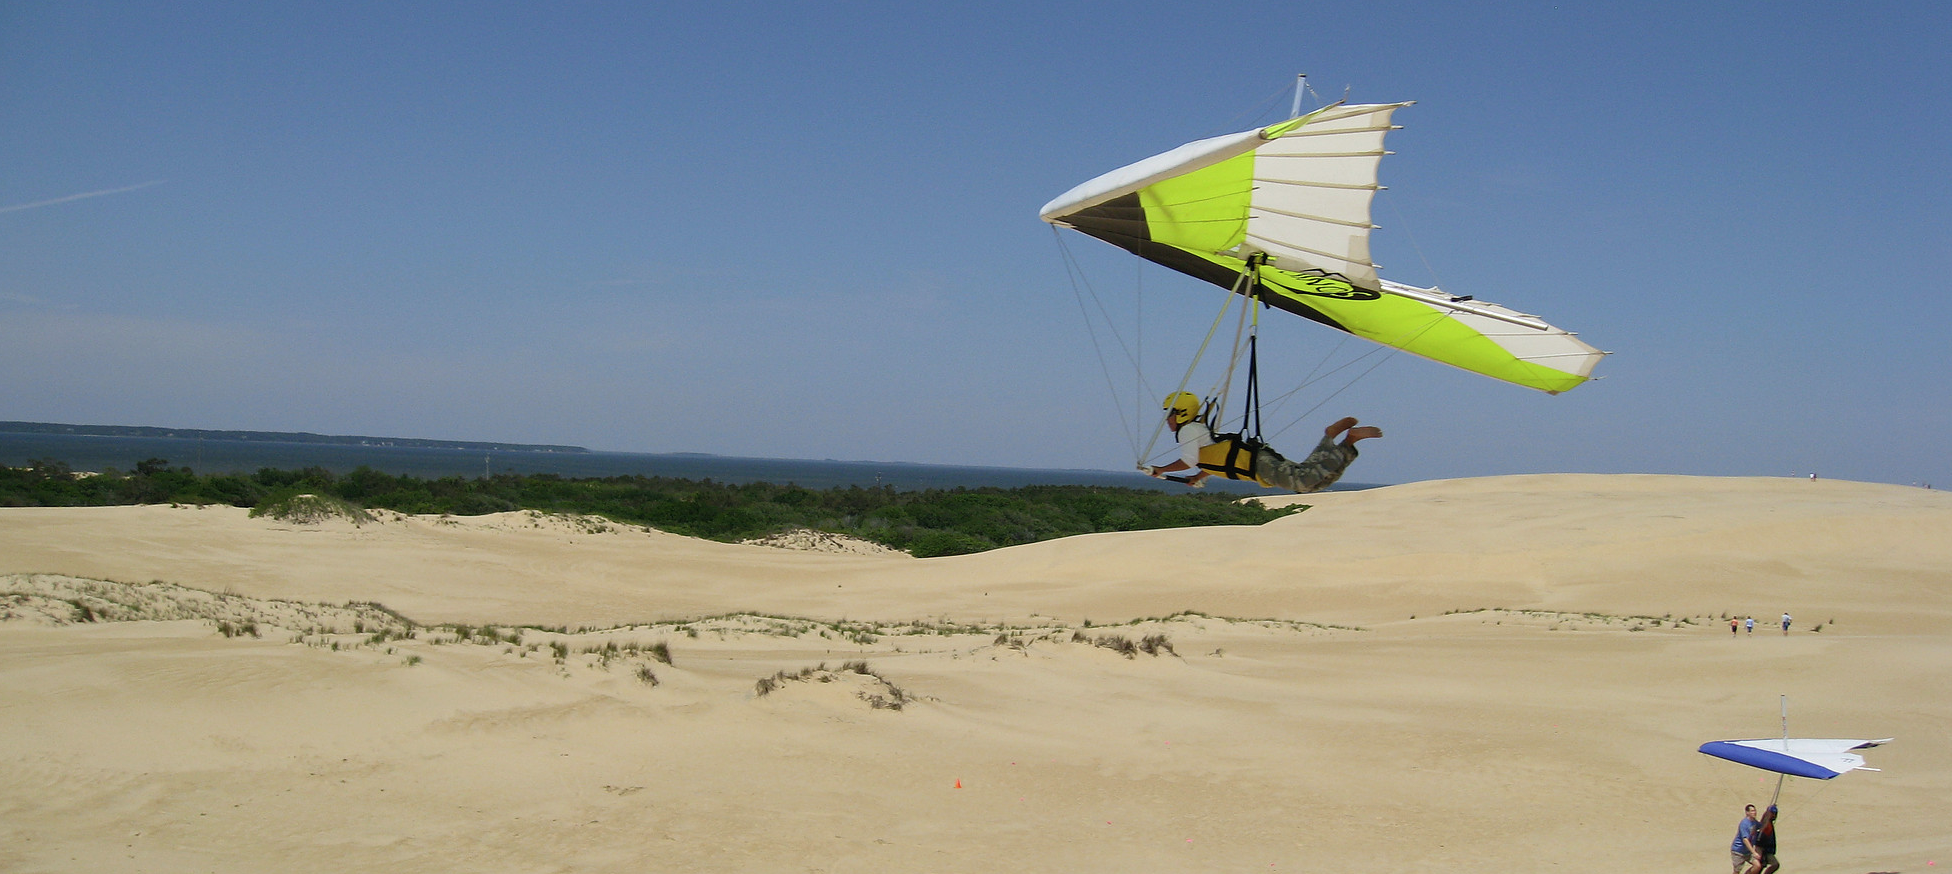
1698;737;1892;780
1699;696;1891;805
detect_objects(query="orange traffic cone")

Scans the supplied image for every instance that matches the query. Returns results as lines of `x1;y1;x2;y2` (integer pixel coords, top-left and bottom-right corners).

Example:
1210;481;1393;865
954;779;962;789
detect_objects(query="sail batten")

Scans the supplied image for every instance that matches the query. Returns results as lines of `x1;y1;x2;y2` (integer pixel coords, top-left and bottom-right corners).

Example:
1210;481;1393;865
1257;178;1384;191
1276;124;1398;138
1241;233;1375;269
1258;150;1390;159
1250;205;1378;229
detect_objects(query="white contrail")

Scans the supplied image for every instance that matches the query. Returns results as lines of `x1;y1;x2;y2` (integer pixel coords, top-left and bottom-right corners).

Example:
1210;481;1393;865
0;179;167;214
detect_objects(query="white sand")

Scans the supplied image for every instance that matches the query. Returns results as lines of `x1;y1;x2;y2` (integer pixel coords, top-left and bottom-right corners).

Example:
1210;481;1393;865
2;474;1948;872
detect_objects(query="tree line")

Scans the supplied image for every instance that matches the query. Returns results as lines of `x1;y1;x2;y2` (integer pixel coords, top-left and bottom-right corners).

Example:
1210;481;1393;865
1;458;1300;557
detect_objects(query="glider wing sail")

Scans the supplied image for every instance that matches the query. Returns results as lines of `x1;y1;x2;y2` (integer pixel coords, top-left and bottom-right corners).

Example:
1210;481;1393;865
1698;738;1893;780
1040;102;1605;394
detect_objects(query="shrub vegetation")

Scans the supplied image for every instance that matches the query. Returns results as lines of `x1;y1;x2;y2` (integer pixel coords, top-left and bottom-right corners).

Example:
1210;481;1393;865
0;461;1301;557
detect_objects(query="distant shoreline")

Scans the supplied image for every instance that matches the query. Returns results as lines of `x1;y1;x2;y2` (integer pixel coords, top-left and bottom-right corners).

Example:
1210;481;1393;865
0;421;588;455
0;423;1382;493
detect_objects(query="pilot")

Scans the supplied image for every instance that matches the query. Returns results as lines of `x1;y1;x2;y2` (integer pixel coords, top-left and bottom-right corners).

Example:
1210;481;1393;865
1146;391;1380;494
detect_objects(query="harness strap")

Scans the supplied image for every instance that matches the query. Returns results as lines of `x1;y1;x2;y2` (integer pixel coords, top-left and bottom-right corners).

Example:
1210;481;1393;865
1234;255;1266;441
1196;432;1262;481
1241;334;1263;440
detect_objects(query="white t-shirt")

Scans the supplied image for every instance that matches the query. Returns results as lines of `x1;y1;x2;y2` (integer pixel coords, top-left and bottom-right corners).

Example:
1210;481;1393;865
1176;421;1215;468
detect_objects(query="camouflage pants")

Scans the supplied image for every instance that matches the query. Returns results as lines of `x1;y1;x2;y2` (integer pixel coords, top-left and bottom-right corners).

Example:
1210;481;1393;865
1253;436;1356;494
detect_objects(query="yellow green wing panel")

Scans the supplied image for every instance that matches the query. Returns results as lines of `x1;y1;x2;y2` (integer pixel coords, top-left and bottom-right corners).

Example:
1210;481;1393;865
1041;101;1605;394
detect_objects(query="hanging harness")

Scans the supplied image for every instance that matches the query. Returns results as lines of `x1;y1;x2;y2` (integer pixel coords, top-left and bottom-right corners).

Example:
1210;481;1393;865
1187;337;1272;484
1161;256;1275;486
1162;427;1263;484
1195;431;1265;482
1200;257;1271;483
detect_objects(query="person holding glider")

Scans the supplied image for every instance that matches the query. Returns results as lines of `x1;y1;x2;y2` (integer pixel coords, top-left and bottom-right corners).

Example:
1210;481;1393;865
1744;804;1781;874
1145;391;1380;494
1700;701;1887;874
1730;803;1760;874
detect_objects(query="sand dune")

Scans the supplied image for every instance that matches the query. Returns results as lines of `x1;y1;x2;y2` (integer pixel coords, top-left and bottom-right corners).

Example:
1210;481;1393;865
2;474;1948;872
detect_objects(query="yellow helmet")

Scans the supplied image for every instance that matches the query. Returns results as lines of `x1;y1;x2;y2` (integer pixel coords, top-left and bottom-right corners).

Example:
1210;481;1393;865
1162;391;1202;425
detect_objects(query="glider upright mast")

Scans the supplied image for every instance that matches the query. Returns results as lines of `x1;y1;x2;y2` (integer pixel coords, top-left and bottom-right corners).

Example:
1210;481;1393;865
1770;695;1789;806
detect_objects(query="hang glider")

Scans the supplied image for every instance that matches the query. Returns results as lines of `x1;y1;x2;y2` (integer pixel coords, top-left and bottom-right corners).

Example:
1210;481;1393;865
1699;737;1893;780
1040;101;1606;394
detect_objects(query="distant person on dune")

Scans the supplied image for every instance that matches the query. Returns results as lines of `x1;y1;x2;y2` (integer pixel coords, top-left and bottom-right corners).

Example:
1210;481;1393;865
1146;392;1380;494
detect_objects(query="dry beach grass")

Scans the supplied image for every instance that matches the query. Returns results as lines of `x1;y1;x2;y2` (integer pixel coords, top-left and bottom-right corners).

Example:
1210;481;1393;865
2;474;1948;872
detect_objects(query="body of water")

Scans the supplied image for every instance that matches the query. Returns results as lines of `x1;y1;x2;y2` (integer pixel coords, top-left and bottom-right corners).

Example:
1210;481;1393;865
0;432;1364;494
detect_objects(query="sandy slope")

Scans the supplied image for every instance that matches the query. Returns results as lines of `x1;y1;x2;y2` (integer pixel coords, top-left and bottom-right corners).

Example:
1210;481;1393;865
1;474;1948;872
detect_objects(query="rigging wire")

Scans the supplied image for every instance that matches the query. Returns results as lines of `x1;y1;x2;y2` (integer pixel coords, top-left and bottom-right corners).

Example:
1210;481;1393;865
1209;73;1337;137
1203;82;1290;138
1059;224;1457;456
1386;194;1447;292
1253;186;1458;440
1210;263;1261;432
1139;268;1255;465
1262;310;1453;442
1053;227;1259;467
1300;77;1328;111
1293;332;1355;397
1052;228;1142;462
1134;256;1143;459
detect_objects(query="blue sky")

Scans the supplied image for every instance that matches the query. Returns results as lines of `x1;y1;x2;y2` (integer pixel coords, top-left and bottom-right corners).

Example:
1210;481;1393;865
3;1;1947;486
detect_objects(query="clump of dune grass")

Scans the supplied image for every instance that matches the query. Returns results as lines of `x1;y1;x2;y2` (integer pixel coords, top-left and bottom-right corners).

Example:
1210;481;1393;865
249;493;374;526
437;624;524;646
1068;631;1175;659
1069;632;1171;659
578;638;674;669
366;626;412;645
1440;607;1726;632
992;633;1028;652
755;663;827;696
753;660;912;710
1096;633;1138;657
216;620;261;638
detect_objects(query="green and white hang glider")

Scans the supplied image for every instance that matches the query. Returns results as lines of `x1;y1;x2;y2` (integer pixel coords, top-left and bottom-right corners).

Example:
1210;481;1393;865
1040;100;1605;395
